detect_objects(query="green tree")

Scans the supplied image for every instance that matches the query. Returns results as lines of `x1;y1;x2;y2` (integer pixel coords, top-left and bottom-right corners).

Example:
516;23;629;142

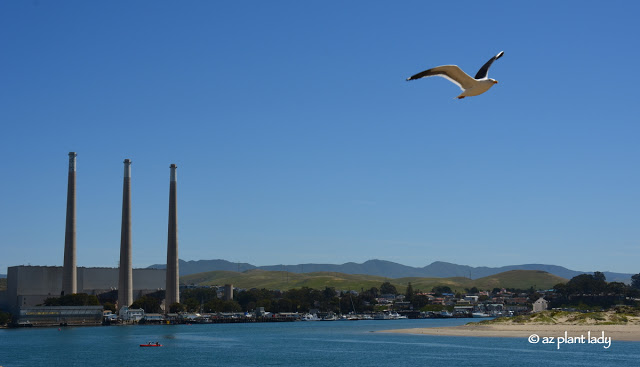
566;274;606;294
368;287;379;297
593;271;606;283
411;294;430;309
256;299;272;311
432;286;452;296
221;300;242;312
203;299;224;313
631;274;640;290
275;298;294;313
405;282;414;302
0;311;11;326
237;288;276;311
553;283;568;297
605;282;627;295
181;288;218;305
130;295;161;313
43;293;100;306
323;287;337;300
184;298;200;312
169;302;186;313
380;282;397;295
103;302;116;313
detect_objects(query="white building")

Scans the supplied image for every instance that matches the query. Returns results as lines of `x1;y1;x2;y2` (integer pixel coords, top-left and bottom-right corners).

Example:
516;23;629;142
119;306;145;322
532;297;549;313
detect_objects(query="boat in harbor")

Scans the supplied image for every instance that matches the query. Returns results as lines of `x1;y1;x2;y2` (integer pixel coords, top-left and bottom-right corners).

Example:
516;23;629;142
388;311;407;320
373;312;390;320
440;310;453;318
301;313;321;321
321;314;338;321
337;314;359;321
373;311;407;320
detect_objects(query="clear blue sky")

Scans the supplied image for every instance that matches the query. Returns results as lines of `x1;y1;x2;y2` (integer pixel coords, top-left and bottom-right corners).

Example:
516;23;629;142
2;1;639;274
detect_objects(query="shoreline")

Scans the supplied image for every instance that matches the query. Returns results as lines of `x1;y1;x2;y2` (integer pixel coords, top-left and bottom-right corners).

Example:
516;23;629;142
380;323;640;342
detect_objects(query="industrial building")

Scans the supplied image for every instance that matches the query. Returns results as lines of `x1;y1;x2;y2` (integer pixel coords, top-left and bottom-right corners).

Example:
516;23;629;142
16;306;104;327
0;153;181;321
0;266;166;315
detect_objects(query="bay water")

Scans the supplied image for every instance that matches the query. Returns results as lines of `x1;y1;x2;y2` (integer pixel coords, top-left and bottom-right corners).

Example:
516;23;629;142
1;319;639;366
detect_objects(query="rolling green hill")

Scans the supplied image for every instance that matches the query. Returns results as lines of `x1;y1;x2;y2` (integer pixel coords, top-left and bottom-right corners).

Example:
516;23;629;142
180;269;567;292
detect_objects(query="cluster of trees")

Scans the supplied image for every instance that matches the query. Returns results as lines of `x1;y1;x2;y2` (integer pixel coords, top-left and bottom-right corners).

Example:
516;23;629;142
168;283;411;314
0;310;10;326
168;288;240;313
632;274;640;290
168;286;379;314
43;293;100;307
234;287;380;314
551;272;640;309
129;290;165;313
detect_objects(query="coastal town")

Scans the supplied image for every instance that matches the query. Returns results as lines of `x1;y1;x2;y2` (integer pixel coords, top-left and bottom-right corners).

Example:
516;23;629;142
3;270;639;328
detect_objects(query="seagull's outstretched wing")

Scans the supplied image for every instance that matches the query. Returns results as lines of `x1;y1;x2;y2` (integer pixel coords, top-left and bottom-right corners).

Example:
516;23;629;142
474;51;504;79
406;65;476;91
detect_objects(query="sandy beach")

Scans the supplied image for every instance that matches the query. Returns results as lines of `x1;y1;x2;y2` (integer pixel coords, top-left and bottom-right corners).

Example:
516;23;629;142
381;323;640;342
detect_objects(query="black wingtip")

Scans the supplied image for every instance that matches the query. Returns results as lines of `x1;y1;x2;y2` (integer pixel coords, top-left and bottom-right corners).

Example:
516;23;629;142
496;51;504;59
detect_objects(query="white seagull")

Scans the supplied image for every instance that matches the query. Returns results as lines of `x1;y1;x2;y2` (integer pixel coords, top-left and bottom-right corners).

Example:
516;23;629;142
406;51;504;99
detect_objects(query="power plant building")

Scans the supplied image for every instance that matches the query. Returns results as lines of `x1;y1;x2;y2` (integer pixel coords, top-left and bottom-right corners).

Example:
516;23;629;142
0;152;182;318
1;266;165;315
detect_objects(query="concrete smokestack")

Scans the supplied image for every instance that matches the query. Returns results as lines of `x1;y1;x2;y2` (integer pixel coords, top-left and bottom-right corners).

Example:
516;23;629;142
118;159;133;309
165;164;179;308
62;152;77;296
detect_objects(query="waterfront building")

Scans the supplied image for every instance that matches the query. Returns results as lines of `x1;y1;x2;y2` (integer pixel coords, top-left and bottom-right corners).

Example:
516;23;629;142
15;306;103;326
0;266;165;315
119;306;144;322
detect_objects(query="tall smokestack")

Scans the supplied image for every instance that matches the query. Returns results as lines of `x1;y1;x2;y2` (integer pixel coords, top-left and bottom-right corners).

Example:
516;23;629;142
118;159;133;309
165;164;179;308
62;152;77;296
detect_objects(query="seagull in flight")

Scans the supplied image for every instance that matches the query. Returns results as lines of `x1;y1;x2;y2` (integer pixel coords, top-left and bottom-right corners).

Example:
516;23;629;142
406;51;504;99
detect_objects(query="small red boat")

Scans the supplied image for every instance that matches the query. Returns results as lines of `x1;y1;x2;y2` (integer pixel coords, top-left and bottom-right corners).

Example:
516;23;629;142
140;343;162;347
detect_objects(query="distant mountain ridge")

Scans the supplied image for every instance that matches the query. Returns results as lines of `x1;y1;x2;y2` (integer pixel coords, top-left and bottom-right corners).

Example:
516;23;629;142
147;259;634;284
0;274;6;279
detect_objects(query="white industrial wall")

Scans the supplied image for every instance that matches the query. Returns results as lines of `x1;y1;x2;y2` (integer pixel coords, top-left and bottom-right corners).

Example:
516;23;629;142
5;266;166;313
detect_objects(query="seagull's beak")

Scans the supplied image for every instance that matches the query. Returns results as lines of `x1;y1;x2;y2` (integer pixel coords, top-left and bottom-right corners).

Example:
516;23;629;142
493;80;498;84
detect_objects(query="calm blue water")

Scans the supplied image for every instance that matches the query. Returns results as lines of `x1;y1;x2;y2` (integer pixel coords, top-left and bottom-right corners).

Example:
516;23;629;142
1;319;639;366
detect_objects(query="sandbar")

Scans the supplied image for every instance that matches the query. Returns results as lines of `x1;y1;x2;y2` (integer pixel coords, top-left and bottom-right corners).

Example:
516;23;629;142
380;323;640;341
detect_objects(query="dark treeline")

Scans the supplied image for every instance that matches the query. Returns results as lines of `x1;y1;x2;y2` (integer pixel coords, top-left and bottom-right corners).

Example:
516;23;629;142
174;286;380;314
43;293;100;307
551;272;640;309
